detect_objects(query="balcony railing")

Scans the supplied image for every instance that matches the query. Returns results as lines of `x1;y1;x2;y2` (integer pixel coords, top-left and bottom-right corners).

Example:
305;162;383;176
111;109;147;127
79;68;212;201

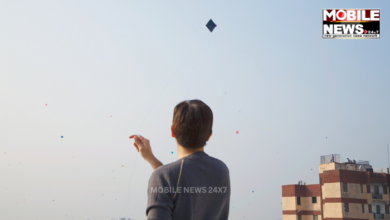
374;213;384;219
372;194;383;199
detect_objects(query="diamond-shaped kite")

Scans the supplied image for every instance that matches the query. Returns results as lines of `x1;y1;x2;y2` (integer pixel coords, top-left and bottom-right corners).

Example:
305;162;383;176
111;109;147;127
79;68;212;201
206;19;217;32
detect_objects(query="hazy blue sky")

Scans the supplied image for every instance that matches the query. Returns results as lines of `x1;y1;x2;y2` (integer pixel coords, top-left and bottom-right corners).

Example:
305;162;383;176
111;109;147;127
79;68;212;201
0;1;389;219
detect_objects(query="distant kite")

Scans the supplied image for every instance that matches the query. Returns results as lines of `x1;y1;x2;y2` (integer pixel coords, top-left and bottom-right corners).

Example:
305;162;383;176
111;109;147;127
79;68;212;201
206;19;217;32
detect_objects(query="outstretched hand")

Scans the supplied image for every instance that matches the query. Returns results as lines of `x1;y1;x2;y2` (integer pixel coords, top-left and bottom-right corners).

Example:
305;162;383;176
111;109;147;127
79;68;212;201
129;135;154;161
129;135;163;170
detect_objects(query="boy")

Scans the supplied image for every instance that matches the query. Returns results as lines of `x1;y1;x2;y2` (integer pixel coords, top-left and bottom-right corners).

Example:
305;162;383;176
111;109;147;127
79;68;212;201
130;100;230;220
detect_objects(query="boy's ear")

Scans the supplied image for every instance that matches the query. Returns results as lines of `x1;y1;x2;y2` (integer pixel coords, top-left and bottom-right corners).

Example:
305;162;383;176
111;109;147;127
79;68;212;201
206;131;212;141
171;125;175;138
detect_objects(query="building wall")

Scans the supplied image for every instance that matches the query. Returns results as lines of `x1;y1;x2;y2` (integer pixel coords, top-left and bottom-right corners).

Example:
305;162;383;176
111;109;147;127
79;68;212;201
322;182;341;198
383;193;389;201
282;197;296;210
319;163;336;174
340;183;366;199
282;215;296;220
342;203;370;219
300;215;321;220
283;214;322;220
282;184;322;220
322;169;369;185
283;196;321;211
322;182;367;200
321;170;372;220
298;196;321;211
367;192;373;204
323;203;342;218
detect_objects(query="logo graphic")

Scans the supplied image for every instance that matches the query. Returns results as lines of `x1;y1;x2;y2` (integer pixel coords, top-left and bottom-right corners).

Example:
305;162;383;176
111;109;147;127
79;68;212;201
323;9;380;39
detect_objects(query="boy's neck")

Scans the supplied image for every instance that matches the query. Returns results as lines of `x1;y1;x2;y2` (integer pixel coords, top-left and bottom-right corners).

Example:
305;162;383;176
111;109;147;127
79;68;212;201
177;145;204;159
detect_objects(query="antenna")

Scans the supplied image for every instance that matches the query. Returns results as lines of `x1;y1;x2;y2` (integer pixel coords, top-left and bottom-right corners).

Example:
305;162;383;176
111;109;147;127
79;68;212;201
387;144;390;173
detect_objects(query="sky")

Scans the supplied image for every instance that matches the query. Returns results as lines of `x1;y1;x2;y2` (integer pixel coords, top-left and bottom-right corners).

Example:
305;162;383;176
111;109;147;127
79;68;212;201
0;0;389;219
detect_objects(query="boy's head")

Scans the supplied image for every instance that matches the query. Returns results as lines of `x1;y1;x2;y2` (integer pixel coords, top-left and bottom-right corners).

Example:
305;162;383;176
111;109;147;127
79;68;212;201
172;100;213;149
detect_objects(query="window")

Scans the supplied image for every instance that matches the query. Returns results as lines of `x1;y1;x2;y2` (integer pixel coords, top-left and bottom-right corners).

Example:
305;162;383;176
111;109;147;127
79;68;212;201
376;205;380;214
343;183;348;192
374;185;379;194
312;197;317;203
386;206;389;214
362;204;365;213
297;197;301;205
384;186;388;194
344;203;349;212
361;184;363;193
298;215;302;220
313;215;318;220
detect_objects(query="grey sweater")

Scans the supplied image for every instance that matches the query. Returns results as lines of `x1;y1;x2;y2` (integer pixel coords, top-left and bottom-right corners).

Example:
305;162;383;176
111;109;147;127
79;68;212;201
146;151;230;220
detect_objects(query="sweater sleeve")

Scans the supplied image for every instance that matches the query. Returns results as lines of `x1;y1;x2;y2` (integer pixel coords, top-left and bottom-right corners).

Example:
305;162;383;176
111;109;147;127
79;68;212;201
146;169;173;220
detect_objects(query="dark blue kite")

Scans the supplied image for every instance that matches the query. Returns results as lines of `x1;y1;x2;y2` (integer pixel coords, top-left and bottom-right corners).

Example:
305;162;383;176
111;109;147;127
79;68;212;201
206;19;217;32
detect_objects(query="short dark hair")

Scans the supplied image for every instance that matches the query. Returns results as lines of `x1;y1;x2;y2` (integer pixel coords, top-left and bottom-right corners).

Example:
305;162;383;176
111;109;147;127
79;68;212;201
172;100;213;149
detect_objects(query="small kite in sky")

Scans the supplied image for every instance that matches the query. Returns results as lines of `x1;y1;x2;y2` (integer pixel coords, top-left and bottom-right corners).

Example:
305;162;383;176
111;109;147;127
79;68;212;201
122;165;124;167
236;131;239;134
171;151;173;154
61;136;63;138
45;104;47;106
206;19;217;32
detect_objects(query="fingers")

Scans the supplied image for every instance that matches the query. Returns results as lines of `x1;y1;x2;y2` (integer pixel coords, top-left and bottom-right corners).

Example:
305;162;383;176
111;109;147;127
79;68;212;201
129;134;139;139
130;135;141;152
139;136;149;144
134;136;144;149
130;135;149;152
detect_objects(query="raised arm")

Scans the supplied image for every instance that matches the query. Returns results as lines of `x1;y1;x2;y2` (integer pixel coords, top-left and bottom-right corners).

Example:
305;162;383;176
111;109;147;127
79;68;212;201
129;135;163;170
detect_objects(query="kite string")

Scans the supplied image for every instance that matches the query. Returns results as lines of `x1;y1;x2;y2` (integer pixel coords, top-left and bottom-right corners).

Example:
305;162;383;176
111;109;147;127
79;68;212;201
117;72;177;219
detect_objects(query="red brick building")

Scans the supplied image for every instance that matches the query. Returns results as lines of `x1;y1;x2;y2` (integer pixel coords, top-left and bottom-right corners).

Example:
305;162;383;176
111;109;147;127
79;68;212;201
282;155;390;220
